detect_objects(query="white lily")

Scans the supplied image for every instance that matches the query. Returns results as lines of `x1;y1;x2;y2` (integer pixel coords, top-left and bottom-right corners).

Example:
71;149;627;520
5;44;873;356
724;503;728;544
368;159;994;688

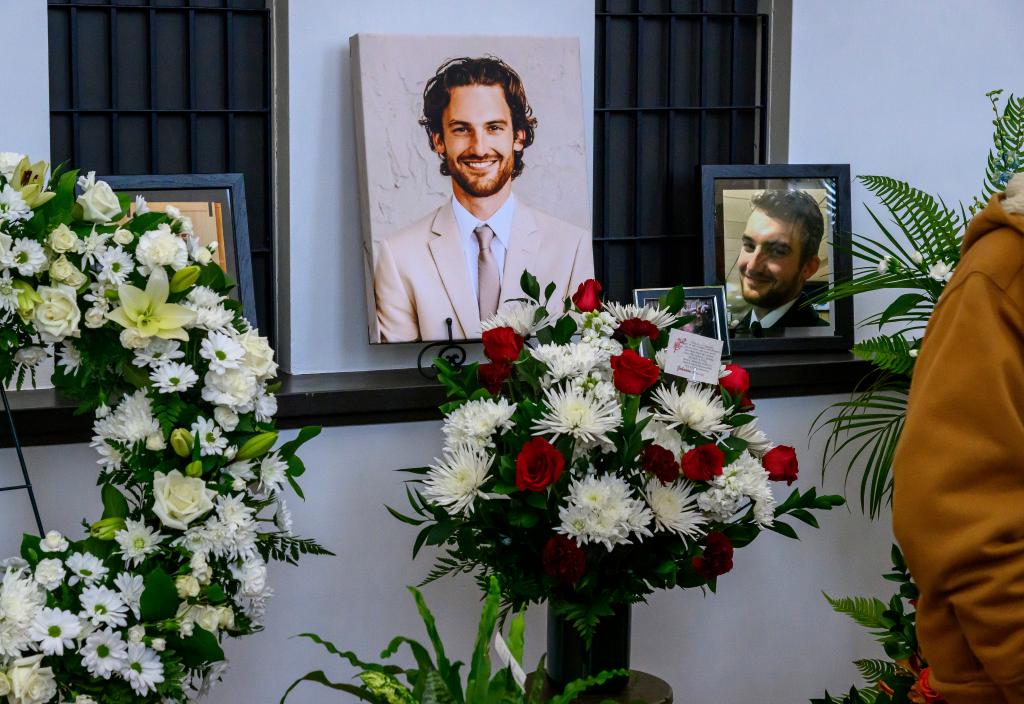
107;268;197;341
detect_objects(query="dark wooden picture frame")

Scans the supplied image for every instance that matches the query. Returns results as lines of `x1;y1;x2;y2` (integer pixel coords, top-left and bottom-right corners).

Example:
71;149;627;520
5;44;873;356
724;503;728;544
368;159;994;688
633;285;732;359
99;173;258;328
700;164;853;353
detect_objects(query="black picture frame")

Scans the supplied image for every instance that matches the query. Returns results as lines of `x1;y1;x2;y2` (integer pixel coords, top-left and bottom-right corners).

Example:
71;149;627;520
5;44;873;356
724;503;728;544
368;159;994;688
700;164;853;353
633;285;732;359
99;173;258;328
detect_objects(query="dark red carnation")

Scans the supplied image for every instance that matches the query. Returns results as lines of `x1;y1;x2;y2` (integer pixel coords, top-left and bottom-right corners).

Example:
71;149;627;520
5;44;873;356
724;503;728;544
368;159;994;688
614;318;660;343
642;444;679;484
572;279;603;312
543;535;586;585
763;445;799;485
681;444;725;482
692;532;734;580
719;363;750;398
478;361;512;394
482;326;524;363
515;437;565;492
610;349;661;395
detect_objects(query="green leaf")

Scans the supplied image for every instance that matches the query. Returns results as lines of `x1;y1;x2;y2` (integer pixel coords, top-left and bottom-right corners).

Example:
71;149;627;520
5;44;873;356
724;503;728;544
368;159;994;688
466;577;501;703
279;670;379;703
520;271;540;301
172;626;225;668
140;566;179;621
878;293;927;327
506;610;526;664
854;658;897;684
19;534;41;565
552;315;578;344
101;484;130;519
823;593;890;631
768;521;799;540
279;425;322;457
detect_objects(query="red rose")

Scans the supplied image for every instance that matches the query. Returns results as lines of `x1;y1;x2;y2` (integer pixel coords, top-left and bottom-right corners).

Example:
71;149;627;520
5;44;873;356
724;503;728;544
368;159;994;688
610;349;661;395
681;444;725;482
614;318;660;342
763;445;799;485
719;363;750;398
479;361;512;394
911;668;944;703
692;532;734;580
543;535;586;584
515;437;565;492
642;444;679;484
482;327;524;363
572;279;603;312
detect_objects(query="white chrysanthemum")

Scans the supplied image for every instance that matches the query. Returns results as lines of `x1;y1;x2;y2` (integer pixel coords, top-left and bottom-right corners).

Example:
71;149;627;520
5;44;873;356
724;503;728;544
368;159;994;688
114;519;164;567
442;397;517;451
150;361;199;394
132;338;184;368
638;409;686;461
200;331;245;374
56;341;82;373
216;494;255;531
187;286;225;308
731;418;771;455
93;389;160;445
0;185;31;224
574;309;618;341
113;573;144;619
423;444;491;515
66;552;108;586
253;388;278;423
191;416;228;456
77;587;123;629
274;499;293;535
8;238;46;276
697;451;775;527
557;474;652;550
96;245;134;285
201;368;259;412
645;479;707;538
78;228;112;269
0;269;19;313
651;383;728;436
136;223;188;272
134;194;149;214
224;460;255;483
258;453;287;495
81;628;128;679
481;299;553;336
0;568;46;658
32;558;66;591
29;607;82;655
604;301;681;330
229;557;268;598
122;642;165;695
530;341;613;383
532;385;621;446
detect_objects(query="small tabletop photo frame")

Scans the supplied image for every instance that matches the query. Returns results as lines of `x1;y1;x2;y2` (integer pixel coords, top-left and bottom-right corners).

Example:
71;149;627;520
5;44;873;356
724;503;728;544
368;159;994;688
634;285;731;359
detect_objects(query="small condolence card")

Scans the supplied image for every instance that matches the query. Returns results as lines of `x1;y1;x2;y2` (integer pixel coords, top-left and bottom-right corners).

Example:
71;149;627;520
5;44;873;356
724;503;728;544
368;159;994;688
662;329;723;385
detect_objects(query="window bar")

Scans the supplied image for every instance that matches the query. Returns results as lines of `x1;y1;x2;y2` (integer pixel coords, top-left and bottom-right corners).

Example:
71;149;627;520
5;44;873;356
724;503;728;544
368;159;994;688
664;14;674;261
225;8;235;173
69;5;80;166
188;7;198;172
148;5;159;171
601;5;611;289
758;11;770;162
697;0;706;164
728;0;738;162
632;6;642;289
262;8;276;335
110;6;120;171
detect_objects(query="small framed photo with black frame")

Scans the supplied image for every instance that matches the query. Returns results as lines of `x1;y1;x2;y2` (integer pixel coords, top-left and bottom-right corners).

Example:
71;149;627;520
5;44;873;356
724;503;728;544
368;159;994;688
100;173;258;328
700;164;853;353
634;285;731;359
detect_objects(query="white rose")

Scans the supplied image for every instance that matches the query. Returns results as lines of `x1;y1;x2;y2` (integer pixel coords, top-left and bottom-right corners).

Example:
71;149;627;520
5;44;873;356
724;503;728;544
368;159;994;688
136;224;188;271
33;558;66;591
112;227;134;246
7;654;58;704
63;266;87;289
77;180;122;223
213;406;239;431
0;671;10;696
47;224;79;254
201;368;259;412
84;305;107;329
0;151;26;180
75;697;98;704
145;432;166;451
197;606;222;633
14;346;47;367
39;530;68;553
179;621;194;637
33;284;81;343
175;574;200;599
128;625;145;643
48;254;81;285
119;327;147;349
236;330;277;380
151;638;165;652
151;470;216;530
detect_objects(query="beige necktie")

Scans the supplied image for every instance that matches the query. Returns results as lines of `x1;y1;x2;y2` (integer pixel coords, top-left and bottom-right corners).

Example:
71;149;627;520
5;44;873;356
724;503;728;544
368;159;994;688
474;224;501;321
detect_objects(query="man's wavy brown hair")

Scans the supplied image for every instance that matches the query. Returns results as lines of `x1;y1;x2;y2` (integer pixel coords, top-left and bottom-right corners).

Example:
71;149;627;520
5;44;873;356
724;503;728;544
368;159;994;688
419;56;538;179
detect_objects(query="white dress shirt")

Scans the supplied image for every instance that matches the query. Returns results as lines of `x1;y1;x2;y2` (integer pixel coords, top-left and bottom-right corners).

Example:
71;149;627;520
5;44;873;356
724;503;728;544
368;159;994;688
451;193;516;298
749;296;798;329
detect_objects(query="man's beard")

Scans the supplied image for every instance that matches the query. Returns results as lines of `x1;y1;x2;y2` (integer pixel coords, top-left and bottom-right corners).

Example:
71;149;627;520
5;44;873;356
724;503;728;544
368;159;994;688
446;151;515;198
740;272;803;310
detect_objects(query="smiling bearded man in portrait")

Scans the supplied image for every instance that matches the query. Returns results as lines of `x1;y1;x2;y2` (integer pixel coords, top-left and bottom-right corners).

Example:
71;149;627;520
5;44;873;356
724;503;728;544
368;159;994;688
373;56;594;342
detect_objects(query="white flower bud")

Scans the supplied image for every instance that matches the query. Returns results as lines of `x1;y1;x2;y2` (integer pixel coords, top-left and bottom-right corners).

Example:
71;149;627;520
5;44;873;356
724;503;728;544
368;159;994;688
128;625;145;643
195;247;212;265
179;621;194;637
119;328;147;349
145;432;167;451
151;638;166;652
910;251;924;264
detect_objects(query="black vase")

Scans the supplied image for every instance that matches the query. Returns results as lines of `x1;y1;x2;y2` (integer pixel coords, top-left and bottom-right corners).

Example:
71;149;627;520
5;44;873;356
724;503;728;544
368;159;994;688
545;603;631;695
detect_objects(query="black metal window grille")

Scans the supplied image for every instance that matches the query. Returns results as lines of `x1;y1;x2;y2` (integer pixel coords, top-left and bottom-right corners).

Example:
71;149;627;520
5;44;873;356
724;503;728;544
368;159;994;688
594;0;769;303
46;0;274;341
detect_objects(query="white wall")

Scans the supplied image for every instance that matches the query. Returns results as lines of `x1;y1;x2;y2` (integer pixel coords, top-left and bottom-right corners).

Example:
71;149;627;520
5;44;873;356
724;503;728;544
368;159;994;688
0;0;50;160
3;1;1023;703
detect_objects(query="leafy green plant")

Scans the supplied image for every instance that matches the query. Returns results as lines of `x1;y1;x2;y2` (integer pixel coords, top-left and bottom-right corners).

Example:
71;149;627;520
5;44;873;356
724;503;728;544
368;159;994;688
811;89;1024;518
281;576;625;704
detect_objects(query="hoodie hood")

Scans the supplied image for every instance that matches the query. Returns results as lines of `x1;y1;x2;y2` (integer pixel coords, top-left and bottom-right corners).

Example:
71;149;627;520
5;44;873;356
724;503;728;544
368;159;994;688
963;172;1024;254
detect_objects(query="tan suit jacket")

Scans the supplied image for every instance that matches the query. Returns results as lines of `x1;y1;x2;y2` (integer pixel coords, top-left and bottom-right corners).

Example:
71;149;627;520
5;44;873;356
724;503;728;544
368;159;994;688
373;200;593;342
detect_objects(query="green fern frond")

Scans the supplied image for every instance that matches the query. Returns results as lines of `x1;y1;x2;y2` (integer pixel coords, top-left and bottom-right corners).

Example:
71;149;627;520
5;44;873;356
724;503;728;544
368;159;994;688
978;90;1024;208
823;594;890;631
851;336;917;376
419;554;474;586
858;176;964;263
853;659;896;684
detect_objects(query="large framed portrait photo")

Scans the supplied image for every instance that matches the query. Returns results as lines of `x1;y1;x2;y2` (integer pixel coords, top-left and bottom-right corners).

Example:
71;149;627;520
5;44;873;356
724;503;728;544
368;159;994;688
701;164;853;353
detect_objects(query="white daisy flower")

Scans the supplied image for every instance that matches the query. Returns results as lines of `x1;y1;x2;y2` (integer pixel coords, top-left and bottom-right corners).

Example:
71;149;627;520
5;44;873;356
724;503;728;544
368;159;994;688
422;444;491;515
651;383;729;436
557;474;652;550
79;585;129;628
8;238;46;275
258;453;287;495
0;568;46;658
32;558;66;591
532;385;621;446
57;341;82;373
150;361;199;393
604;301;681;330
0;269;18;313
96;245;134;285
114;519;164;567
645;479;707;539
132;338;184;368
442;397;517;451
191;416;228;456
81;628;128;679
200;331;245;374
78;228;112;269
29;607;82;656
0;185;31;224
481;299;553;336
113;573;144;619
66;552;108;586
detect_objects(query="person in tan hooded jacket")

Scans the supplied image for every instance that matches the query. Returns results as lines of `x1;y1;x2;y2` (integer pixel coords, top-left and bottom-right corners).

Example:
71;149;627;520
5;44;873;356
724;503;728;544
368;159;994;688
893;173;1024;704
